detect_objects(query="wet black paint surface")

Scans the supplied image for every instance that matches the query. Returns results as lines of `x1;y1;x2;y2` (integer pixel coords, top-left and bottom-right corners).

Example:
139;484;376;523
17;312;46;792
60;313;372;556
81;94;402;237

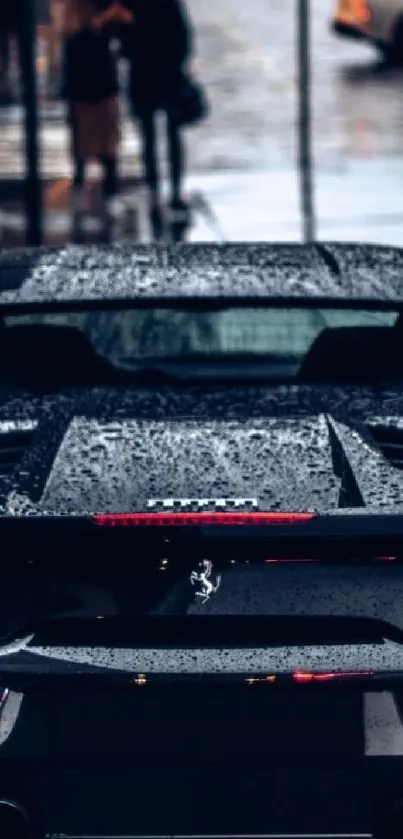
1;243;403;515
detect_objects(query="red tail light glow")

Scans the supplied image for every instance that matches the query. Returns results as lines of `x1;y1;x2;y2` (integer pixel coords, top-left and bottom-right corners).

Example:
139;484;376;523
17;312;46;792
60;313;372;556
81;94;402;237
265;558;318;564
91;512;316;527
376;556;396;562
292;670;372;683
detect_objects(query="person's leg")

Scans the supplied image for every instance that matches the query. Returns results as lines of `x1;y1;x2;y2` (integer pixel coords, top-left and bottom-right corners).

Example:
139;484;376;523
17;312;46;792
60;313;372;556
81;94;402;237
49;1;63;99
0;33;9;75
140;110;159;200
166;113;190;233
73;159;85;189
70;157;86;215
139;110;163;238
100;155;118;198
0;34;11;100
166;113;184;205
68;104;86;220
69;102;86;193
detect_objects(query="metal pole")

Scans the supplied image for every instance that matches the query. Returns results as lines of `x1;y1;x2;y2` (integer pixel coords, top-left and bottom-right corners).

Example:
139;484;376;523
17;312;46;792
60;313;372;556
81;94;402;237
18;0;43;246
297;0;315;243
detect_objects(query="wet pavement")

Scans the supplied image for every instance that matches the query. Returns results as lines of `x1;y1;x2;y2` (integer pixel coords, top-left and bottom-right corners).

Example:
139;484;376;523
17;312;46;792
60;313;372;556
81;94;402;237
0;0;403;245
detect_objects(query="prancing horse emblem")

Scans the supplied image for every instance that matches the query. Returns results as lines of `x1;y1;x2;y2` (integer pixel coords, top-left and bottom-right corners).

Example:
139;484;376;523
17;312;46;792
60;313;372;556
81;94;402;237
190;559;221;605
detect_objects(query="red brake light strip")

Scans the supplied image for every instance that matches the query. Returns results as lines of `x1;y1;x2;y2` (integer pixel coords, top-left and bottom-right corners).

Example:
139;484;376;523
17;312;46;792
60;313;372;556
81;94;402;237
292;670;372;682
91;512;316;527
247;672;373;684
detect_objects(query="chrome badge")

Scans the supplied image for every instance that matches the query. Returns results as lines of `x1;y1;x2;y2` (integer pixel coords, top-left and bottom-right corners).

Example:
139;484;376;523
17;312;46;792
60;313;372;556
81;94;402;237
190;559;221;605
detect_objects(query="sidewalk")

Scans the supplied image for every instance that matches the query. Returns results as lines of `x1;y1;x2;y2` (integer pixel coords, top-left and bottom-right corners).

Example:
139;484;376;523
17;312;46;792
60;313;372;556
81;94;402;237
0;107;140;181
1;160;402;246
188;159;403;245
0;172;157;248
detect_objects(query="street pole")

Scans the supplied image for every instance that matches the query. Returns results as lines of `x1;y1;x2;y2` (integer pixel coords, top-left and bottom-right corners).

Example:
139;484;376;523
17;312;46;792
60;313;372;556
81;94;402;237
18;0;43;246
297;0;315;243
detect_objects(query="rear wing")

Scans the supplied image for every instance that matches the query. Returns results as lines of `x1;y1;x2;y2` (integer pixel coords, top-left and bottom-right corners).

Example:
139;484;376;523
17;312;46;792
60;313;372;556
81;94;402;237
4;508;403;533
2;511;403;566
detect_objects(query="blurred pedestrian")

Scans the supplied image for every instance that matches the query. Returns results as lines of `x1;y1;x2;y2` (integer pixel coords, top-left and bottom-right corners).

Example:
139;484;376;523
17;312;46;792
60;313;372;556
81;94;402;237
46;0;65;100
0;24;16;107
0;32;12;104
0;3;21;106
121;0;198;239
61;0;132;213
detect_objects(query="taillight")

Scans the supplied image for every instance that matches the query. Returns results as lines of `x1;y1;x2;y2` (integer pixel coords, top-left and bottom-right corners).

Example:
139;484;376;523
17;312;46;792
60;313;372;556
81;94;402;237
246;672;373;686
91;512;316;527
292;670;372;682
265;558;318;564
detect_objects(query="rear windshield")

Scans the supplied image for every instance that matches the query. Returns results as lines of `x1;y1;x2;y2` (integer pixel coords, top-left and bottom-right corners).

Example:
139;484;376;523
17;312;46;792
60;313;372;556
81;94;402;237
0;305;401;385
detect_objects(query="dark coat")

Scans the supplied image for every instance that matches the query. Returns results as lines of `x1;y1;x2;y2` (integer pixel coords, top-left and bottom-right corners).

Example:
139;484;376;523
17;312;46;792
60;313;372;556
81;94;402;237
61;27;118;104
121;0;193;115
35;0;51;25
0;1;23;33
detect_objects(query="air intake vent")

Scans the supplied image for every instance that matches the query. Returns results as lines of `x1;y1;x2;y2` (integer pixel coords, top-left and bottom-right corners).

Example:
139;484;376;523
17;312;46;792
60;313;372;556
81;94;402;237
0;425;36;478
370;424;403;470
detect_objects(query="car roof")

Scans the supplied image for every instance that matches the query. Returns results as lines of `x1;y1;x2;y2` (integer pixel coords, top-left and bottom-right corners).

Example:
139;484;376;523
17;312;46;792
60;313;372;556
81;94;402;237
0;242;403;307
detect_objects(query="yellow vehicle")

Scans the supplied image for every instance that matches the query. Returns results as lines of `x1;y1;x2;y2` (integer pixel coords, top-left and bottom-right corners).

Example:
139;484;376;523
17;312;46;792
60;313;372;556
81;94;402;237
332;0;403;62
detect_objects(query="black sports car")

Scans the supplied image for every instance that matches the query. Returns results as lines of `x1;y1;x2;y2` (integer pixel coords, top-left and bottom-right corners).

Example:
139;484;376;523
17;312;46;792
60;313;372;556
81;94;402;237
2;242;403;839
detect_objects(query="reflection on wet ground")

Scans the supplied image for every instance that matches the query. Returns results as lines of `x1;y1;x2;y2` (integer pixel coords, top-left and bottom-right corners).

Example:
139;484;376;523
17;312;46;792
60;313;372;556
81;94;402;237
0;178;195;247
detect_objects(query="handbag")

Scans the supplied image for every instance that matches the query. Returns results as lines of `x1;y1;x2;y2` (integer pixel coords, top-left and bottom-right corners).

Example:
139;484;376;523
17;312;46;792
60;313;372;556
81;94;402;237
169;72;209;127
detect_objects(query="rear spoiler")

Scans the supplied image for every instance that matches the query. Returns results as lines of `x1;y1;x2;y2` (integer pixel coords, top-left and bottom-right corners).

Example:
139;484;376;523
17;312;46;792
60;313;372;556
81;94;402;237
2;512;403;561
2;510;403;534
1;513;403;588
89;510;403;539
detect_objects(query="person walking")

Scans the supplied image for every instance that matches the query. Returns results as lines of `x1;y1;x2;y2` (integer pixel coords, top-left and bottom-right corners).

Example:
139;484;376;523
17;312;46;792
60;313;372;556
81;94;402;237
0;32;13;105
0;17;16;107
121;0;194;239
0;3;21;106
61;0;132;214
47;0;65;100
